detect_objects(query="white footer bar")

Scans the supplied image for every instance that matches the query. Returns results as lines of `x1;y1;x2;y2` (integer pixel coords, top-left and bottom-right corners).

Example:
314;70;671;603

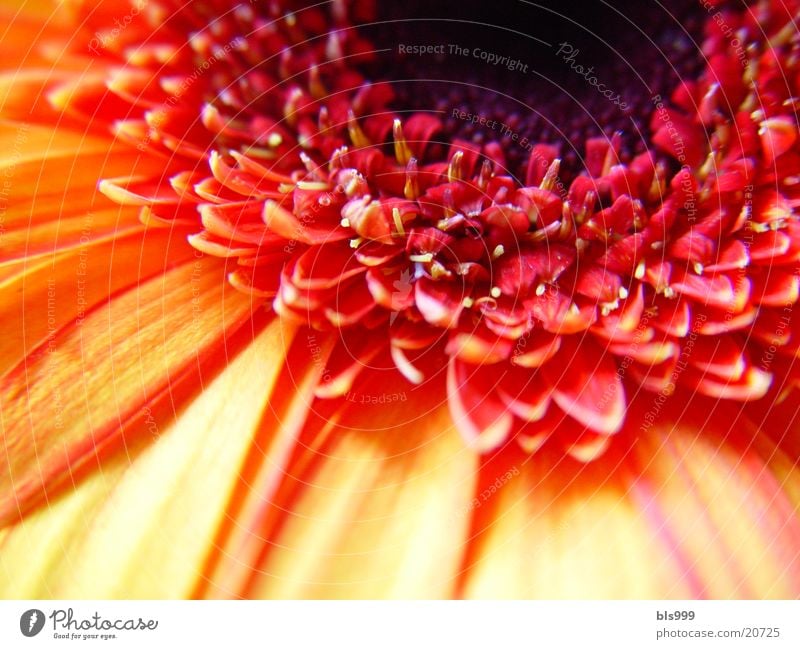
1;600;797;648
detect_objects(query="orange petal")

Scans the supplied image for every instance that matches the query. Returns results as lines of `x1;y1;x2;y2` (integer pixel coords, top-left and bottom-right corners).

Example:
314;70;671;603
0;4;68;68
0;209;145;262
0;226;195;375
196;330;338;597
461;404;800;597
0;70;77;122
0;255;257;524
0;122;168;201
238;393;478;598
460;448;690;597
0;319;297;597
629;408;800;597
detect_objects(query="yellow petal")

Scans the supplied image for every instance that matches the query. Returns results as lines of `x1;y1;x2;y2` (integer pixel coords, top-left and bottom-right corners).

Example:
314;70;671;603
0;255;255;522
460;452;691;598
244;394;479;598
462;412;800;598
198;331;337;598
0;227;195;374
632;420;800;598
0;318;296;597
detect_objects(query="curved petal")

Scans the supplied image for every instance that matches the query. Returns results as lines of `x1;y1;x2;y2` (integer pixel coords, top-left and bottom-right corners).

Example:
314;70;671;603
543;337;626;435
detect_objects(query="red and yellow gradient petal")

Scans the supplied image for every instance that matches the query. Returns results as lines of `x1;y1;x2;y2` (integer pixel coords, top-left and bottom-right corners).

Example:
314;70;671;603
7;386;797;598
209;395;480;599
461;408;800;598
1;0;799;601
0;318;299;597
0;253;258;522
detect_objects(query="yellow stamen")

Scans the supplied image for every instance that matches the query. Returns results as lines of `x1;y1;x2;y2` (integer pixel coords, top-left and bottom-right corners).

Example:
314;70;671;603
539;158;561;192
404;158;419;200
392;207;406;236
296;180;329;190
478;159;493;191
448;150;464;183
431;262;451;280
409;253;433;263
283;87;304;126
393;119;412;165
308;64;327;99
347;110;370;149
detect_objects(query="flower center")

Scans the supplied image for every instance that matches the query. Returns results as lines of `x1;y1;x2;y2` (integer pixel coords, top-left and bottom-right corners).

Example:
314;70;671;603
364;0;707;177
89;0;800;458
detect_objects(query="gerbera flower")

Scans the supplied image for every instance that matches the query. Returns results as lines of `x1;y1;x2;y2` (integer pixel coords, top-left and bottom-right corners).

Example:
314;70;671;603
1;0;800;598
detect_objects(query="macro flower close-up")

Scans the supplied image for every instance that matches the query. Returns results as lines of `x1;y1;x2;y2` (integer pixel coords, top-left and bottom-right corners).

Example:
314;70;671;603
1;0;800;600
